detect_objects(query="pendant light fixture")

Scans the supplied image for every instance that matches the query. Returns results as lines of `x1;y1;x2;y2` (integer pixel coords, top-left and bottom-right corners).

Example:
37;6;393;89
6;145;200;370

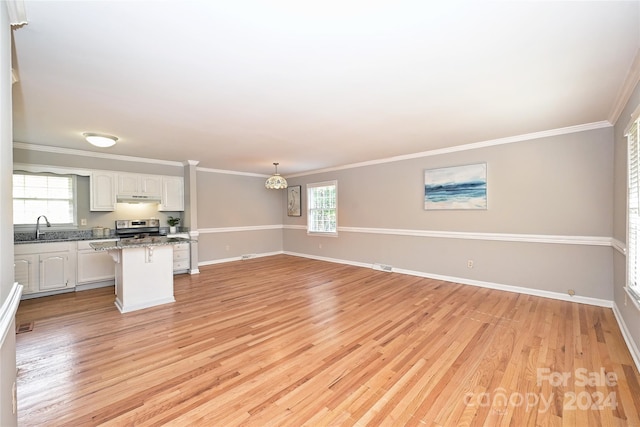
83;132;118;148
265;162;288;189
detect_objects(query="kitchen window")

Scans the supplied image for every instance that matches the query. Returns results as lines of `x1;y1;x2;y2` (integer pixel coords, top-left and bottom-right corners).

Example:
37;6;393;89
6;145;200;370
13;172;77;226
307;180;337;235
626;112;640;307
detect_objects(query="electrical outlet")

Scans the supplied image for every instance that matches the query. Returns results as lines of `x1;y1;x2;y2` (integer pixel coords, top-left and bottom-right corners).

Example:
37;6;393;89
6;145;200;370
319;243;322;249
225;245;230;251
80;218;87;226
467;260;474;268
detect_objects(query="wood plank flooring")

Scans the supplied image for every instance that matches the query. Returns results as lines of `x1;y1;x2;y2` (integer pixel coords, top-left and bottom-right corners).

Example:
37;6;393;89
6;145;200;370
15;254;640;426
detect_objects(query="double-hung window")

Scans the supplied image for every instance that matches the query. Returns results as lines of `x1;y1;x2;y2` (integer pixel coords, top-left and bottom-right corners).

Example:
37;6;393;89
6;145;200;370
307;180;337;235
627;114;640;305
13;172;77;227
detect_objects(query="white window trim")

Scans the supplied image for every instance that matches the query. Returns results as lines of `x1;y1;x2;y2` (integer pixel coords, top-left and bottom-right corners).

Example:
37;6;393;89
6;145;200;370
307;180;338;236
13;172;79;231
626;109;640;310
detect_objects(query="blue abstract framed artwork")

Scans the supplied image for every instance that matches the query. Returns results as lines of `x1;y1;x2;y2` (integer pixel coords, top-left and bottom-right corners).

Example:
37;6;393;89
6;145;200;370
424;163;487;210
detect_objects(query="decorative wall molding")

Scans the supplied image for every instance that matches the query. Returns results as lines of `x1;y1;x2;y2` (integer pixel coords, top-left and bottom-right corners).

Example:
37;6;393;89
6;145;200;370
13;142;184;167
196;166;269;178
609;48;640;126
0;283;22;347
612;238;627;255
287;121;612;178
199;225;283;234
13;162;92;177
612;302;640;374
283;224;614;247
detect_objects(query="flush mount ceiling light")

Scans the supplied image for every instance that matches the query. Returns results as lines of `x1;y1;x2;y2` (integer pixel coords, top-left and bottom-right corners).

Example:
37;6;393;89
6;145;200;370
83;132;118;148
265;162;288;189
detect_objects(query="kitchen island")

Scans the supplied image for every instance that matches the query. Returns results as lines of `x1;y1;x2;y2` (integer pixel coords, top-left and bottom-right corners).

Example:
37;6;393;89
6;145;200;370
90;237;189;313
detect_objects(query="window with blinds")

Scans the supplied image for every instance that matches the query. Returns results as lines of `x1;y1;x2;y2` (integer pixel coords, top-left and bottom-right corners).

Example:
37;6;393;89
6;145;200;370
13;173;77;226
627;116;640;302
307;181;337;235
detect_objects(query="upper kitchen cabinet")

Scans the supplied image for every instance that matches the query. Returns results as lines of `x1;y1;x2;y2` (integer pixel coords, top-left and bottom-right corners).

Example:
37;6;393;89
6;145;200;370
158;176;185;211
117;173;162;198
90;171;116;211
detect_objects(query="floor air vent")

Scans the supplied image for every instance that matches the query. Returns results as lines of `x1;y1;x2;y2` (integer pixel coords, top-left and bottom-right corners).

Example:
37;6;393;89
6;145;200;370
372;263;393;272
16;322;34;334
241;254;256;260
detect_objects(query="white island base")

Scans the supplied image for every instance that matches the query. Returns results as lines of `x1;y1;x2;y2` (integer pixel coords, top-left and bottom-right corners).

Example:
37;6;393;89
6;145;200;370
109;244;175;313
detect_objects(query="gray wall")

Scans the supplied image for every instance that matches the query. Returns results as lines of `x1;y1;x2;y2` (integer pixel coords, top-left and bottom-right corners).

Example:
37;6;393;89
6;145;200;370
284;126;614;301
196;170;283;262
613;81;640;361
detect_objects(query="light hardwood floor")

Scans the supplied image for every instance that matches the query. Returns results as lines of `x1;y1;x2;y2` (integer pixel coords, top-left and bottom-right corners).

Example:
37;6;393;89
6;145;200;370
15;255;640;426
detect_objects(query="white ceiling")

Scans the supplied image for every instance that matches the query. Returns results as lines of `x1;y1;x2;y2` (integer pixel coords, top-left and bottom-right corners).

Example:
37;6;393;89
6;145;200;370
10;1;640;176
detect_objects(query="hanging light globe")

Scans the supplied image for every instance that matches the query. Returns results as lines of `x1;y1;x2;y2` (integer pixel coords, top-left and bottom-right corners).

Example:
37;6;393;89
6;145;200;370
265;162;288;189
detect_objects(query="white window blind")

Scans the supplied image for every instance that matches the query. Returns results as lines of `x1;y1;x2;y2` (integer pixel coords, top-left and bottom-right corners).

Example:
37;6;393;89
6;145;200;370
307;181;337;234
627;117;640;302
13;173;76;226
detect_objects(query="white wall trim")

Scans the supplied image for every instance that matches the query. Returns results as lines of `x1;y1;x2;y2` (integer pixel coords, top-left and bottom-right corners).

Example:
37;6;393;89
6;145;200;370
0;283;23;347
198;251;283;266
287;121;612;178
608;48;640;126
612;238;627;255
13;162;92;176
13;141;184;167
196;166;269;178
612;302;640;374
199;225;283;234
284;224;613;247
282;251;612;307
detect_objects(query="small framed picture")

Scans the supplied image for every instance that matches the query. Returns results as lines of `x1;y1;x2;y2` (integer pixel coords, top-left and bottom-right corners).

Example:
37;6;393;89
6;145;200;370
287;185;302;216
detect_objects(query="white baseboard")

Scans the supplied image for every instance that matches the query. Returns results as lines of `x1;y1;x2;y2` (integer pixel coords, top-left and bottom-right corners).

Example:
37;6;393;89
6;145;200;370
612;302;640;374
115;296;176;314
284;251;613;307
198;251;283;267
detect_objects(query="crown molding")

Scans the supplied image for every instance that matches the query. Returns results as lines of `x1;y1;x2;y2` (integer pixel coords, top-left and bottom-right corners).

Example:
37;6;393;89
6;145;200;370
13;141;184;167
288;121;612;178
609;49;640;126
196;166;270;178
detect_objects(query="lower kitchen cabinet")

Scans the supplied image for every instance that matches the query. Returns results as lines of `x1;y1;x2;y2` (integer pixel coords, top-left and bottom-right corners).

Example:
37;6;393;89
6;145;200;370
173;242;190;274
77;240;117;285
14;242;77;296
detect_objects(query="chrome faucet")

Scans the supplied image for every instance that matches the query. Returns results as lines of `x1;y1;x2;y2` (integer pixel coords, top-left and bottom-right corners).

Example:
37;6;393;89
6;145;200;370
36;215;51;240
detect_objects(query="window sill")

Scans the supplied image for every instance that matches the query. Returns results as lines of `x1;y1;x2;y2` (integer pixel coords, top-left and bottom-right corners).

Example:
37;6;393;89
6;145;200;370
307;231;338;237
624;287;640;311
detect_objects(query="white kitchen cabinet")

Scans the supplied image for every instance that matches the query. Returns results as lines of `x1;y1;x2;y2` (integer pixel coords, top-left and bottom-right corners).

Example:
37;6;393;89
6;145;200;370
77;240;117;285
90;171;116;211
172;241;190;274
14;242;76;297
117;173;162;198
14;255;38;294
159;176;184;211
40;252;72;291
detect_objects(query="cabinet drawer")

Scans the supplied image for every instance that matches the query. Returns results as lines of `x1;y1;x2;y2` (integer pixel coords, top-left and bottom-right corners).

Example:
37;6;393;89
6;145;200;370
173;242;189;251
173;250;189;261
173;260;189;271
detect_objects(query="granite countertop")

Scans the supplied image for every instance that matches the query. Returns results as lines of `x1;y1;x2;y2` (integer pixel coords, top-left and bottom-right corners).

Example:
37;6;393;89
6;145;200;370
90;237;190;251
15;235;118;245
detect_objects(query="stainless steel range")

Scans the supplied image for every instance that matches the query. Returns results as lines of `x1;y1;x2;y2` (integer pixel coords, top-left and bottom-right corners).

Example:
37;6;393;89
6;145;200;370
115;219;163;242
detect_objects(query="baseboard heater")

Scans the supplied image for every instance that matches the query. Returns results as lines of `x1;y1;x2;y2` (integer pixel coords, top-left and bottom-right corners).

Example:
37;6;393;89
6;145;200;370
372;263;393;272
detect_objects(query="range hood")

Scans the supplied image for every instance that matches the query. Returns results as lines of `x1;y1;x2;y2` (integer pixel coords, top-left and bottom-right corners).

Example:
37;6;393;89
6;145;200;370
116;195;162;204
